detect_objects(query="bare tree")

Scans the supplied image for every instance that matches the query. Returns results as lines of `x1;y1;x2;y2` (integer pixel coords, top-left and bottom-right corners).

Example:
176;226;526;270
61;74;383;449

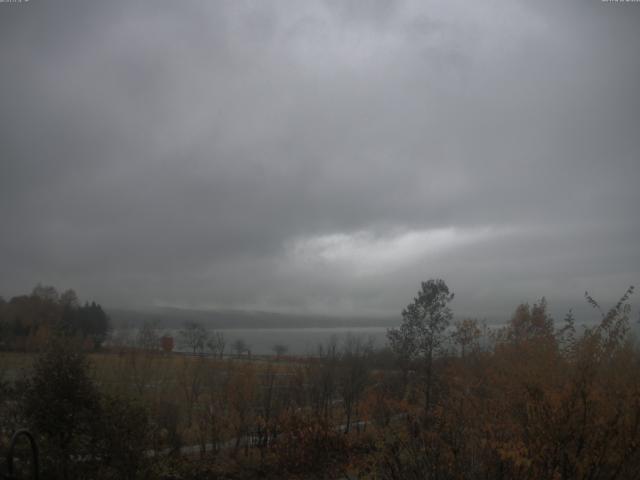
339;334;373;433
257;364;284;457
198;361;228;456
232;338;248;357
207;331;226;358
272;343;288;359
307;336;339;423
178;355;207;427
136;320;160;351
179;321;208;354
227;363;256;457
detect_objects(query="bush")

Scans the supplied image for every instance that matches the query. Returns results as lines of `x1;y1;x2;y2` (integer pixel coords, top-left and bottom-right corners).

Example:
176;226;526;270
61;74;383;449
21;339;151;479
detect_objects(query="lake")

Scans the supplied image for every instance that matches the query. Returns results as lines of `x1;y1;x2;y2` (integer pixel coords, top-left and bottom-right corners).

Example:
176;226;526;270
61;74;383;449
115;326;391;355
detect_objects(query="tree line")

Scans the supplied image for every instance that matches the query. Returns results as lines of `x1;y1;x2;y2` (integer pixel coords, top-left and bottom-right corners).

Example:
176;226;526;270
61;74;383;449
0;284;110;351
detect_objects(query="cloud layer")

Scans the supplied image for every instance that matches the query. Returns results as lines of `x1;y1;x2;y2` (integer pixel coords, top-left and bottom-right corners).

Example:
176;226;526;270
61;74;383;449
1;0;638;320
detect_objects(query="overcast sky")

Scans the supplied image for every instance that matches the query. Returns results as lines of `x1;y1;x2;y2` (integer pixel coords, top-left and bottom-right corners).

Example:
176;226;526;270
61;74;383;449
1;0;638;321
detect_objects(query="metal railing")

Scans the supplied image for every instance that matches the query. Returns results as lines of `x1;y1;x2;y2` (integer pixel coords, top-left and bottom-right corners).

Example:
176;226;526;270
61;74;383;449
2;430;38;480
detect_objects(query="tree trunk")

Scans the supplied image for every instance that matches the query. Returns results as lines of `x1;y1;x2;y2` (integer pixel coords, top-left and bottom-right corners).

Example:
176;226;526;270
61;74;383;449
424;349;433;426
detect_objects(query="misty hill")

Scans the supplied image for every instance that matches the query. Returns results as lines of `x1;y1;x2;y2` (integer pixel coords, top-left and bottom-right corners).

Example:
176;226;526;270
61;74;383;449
107;306;397;330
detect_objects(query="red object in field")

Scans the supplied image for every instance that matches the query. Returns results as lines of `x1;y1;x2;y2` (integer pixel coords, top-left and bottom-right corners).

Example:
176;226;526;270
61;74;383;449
161;335;174;353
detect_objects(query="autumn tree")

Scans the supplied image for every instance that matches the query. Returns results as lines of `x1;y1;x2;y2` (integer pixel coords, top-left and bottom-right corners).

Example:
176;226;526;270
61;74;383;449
160;334;174;353
387;279;454;420
0;285;110;351
451;318;481;358
505;297;554;345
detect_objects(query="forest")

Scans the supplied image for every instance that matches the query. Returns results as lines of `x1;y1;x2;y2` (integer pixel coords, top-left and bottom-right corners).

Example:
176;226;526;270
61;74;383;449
0;284;109;351
0;280;639;480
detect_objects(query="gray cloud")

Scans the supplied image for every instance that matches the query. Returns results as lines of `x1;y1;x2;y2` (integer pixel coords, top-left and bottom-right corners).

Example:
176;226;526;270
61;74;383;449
1;0;638;321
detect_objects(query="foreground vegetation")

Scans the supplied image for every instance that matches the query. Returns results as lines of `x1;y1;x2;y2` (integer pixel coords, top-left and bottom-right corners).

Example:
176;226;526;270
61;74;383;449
1;281;639;479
